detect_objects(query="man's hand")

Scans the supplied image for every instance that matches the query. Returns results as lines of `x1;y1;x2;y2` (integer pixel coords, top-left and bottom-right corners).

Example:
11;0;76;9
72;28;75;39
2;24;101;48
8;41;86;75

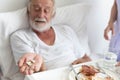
116;62;120;66
72;54;91;65
104;23;115;40
18;53;46;75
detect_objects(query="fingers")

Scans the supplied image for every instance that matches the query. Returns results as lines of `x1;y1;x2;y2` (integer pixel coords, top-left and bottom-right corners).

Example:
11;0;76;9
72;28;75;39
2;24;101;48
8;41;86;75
33;54;43;72
111;27;115;36
18;53;44;75
40;62;46;71
19;63;30;75
18;53;36;67
72;59;81;65
72;56;91;65
19;64;34;75
18;57;26;67
104;27;110;40
104;24;114;40
29;63;40;72
18;53;36;68
25;66;34;75
72;61;77;65
29;69;34;75
34;65;40;72
116;62;120;66
24;66;30;75
20;64;27;73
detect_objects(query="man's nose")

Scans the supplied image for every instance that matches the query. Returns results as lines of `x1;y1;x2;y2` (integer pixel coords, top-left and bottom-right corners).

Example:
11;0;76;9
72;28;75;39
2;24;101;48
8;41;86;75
38;11;45;18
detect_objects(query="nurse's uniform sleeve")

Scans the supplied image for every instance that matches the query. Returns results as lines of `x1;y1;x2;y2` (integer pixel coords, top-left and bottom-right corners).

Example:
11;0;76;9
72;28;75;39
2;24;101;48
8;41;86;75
10;32;34;64
64;25;86;58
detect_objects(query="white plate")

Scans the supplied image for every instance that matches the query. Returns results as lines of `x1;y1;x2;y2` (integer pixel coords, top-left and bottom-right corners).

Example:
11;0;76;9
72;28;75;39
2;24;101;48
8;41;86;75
69;64;119;80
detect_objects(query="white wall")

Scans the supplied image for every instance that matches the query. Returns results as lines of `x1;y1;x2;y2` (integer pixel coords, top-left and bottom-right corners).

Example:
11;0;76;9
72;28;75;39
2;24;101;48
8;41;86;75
55;0;76;7
86;0;114;53
0;0;73;12
0;0;29;12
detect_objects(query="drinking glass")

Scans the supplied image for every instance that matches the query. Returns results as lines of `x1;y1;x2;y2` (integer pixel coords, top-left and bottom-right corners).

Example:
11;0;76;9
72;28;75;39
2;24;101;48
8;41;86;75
102;52;117;70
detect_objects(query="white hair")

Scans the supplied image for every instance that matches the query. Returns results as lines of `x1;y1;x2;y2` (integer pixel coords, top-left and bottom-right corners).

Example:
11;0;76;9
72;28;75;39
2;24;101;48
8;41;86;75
29;0;55;5
28;0;56;13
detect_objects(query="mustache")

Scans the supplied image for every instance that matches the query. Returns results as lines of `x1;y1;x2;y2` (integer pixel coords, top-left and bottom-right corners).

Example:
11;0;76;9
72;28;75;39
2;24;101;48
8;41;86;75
34;18;47;22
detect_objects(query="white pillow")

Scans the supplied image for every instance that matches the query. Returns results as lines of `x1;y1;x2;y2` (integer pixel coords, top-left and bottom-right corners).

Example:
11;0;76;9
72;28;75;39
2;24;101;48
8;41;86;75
52;3;91;53
0;3;90;80
0;7;28;80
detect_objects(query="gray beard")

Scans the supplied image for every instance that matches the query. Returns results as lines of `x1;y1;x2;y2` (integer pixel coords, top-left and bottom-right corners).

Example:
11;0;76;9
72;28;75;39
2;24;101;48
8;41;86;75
29;19;51;32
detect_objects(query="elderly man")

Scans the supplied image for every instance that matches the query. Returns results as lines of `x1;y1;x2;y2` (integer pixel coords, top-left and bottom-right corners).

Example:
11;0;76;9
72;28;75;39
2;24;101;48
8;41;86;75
10;0;91;76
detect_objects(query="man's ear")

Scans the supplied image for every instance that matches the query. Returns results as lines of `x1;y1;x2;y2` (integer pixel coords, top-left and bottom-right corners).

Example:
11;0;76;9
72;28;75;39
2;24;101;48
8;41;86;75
52;11;56;18
27;6;30;15
27;9;29;14
52;8;56;18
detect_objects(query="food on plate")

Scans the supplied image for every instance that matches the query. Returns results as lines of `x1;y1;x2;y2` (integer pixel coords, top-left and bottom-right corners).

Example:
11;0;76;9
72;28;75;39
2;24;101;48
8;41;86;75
80;65;99;76
78;65;114;80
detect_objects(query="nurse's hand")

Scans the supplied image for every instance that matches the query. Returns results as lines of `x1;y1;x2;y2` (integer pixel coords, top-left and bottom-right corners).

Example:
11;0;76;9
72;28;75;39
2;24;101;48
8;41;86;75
104;23;115;40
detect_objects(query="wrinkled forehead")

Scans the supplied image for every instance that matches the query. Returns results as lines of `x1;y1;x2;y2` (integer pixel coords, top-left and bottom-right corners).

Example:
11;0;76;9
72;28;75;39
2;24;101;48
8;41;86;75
30;0;54;8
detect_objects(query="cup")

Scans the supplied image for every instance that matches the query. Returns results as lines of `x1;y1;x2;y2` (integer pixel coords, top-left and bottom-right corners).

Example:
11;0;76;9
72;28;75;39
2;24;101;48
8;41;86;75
102;52;117;69
115;66;120;74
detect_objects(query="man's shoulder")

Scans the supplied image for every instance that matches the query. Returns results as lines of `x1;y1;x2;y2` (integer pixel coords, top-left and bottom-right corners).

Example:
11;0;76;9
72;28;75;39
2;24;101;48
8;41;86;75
53;24;74;32
10;27;30;39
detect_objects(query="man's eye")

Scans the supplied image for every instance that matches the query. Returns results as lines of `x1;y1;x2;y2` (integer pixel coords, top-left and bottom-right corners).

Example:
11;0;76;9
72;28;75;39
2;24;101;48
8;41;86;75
31;6;40;11
34;7;40;11
45;9;50;13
